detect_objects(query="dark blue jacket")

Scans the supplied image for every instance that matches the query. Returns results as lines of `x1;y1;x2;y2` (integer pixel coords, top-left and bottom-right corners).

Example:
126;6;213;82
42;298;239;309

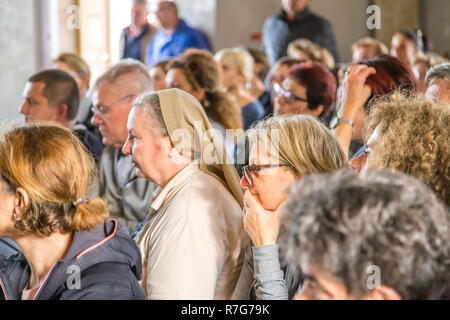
0;219;145;300
262;7;339;65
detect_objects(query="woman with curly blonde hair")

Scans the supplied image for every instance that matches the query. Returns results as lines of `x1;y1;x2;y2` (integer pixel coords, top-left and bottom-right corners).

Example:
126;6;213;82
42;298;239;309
351;93;449;205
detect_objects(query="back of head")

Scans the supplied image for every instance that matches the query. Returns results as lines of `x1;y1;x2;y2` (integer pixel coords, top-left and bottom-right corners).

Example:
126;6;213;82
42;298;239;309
172;49;242;130
289;61;337;116
0;123;108;236
93;58;152;94
279;168;450;299
243;46;271;81
214;48;255;83
425;62;450;84
248;114;348;177
351;37;389;57
52;53;91;82
365;93;450;205
28;69;80;121
360;54;417;103
287;38;335;69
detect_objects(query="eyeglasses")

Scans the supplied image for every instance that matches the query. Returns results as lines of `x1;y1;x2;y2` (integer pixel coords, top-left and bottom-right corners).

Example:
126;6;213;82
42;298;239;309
241;164;290;187
91;94;135;116
272;82;308;104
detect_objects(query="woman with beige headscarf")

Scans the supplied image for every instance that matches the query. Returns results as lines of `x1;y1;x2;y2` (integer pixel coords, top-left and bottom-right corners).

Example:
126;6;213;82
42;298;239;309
122;88;248;299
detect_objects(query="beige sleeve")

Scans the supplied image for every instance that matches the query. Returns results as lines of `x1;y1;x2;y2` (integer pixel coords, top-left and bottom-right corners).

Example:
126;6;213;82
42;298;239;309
145;201;227;300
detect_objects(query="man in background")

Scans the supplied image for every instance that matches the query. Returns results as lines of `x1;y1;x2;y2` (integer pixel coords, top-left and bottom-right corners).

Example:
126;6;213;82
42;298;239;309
262;0;339;65
120;0;157;64
146;0;211;66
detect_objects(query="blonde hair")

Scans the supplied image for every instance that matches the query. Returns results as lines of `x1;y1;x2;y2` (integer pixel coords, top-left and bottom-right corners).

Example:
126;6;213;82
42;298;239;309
52;53;91;82
248;115;348;177
0;123;108;236
214;47;255;83
365;93;450;205
351;37;389;56
287;38;335;69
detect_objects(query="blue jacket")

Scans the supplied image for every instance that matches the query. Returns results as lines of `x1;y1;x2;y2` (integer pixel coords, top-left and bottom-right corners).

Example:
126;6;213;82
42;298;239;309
146;19;211;66
0;219;146;300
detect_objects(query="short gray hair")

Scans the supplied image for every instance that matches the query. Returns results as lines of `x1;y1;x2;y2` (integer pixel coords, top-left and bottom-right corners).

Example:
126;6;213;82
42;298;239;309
278;168;450;300
93;59;152;94
133;92;168;137
425;62;450;83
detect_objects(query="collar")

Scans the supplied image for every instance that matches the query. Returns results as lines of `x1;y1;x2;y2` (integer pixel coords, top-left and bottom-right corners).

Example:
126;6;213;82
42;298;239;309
150;164;200;211
280;6;311;22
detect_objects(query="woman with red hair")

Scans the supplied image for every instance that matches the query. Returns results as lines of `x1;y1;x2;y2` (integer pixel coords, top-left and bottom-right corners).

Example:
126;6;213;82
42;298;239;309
273;61;336;125
333;54;417;159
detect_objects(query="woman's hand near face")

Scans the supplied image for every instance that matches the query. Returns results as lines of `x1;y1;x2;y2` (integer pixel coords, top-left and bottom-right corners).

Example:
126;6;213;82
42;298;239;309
243;190;280;247
340;64;376;119
334;64;376;158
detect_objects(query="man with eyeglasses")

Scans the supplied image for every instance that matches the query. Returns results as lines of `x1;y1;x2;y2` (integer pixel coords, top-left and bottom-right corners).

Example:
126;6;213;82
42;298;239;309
91;59;156;233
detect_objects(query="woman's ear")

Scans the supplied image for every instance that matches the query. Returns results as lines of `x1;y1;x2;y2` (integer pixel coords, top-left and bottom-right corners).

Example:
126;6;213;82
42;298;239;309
14;187;30;217
310;105;324;118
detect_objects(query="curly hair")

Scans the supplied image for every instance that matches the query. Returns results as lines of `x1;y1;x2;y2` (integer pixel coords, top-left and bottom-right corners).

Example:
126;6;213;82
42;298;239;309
278;168;450;300
365;93;449;205
0;123;108;236
169;49;242;130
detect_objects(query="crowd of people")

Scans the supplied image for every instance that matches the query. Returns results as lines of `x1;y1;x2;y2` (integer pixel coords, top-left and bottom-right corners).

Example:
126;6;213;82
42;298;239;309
0;0;449;300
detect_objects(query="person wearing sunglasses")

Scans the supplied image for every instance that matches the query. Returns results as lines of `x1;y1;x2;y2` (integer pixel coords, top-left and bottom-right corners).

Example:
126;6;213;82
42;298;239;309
232;114;348;300
273;61;336;127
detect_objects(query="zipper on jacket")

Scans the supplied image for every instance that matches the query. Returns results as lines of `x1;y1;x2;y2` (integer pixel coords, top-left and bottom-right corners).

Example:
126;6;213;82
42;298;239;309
32;261;59;300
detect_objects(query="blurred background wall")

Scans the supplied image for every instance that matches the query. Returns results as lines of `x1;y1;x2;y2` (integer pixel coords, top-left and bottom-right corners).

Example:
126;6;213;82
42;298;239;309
1;0;449;122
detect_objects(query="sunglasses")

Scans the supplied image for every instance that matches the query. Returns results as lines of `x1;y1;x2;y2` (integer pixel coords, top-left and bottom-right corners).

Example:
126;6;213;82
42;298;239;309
241;164;290;186
272;82;308;104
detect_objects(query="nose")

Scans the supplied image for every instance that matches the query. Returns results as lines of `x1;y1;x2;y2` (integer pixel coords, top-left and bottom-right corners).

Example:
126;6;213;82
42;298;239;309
19;101;28;115
350;152;367;173
122;137;131;156
91;113;102;126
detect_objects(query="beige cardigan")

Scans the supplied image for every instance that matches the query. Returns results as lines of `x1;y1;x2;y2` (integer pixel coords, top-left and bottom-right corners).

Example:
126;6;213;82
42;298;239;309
136;164;248;300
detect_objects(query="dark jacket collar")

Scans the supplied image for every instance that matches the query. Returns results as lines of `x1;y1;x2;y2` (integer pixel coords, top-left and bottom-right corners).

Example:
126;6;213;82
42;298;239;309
0;219;142;300
278;6;311;23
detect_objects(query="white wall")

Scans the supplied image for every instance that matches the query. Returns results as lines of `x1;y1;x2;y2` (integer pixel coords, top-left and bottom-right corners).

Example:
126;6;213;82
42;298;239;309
0;0;35;122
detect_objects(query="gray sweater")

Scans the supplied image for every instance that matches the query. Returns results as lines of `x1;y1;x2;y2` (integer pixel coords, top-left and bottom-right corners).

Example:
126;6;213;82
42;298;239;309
232;244;302;300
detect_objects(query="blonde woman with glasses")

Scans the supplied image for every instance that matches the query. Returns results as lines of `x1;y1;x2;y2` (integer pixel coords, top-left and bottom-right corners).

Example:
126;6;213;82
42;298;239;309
232;114;348;300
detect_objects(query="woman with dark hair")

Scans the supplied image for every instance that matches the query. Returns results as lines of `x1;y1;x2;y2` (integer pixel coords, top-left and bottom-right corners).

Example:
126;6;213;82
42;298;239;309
333;54;417;158
391;28;429;66
166;49;243;161
273;61;336;125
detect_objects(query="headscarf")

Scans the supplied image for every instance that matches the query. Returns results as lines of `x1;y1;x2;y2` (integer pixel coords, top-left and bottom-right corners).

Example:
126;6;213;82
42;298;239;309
158;88;244;208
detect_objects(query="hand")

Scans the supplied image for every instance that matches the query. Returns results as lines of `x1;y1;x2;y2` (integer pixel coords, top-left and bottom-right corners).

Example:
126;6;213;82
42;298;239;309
243;190;280;247
340;65;376;120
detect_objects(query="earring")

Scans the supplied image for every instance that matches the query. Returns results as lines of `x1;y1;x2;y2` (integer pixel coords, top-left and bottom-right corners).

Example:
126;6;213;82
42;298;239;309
13;212;21;222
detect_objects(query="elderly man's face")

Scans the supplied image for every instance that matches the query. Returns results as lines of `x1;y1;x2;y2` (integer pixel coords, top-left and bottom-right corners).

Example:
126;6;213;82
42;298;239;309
19;82;59;123
282;0;310;16
153;1;178;30
91;79;136;148
122;107;171;184
426;78;450;105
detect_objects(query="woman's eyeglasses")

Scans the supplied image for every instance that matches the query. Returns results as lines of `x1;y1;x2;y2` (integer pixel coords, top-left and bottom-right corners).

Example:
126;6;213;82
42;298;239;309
241;164;290;186
272;83;308;104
